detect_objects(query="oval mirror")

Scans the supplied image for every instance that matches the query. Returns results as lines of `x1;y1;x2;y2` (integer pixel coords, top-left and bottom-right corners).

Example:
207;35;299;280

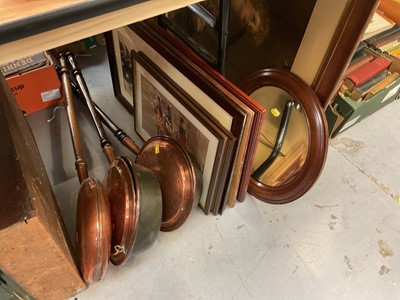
240;68;328;204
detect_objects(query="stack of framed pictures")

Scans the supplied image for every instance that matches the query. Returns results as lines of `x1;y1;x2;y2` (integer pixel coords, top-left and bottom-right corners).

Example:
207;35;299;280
154;0;381;206
105;20;265;215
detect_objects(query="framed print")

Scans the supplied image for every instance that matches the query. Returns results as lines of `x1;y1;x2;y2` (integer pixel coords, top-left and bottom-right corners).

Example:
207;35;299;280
157;0;377;205
131;50;235;214
105;23;264;213
125;21;265;209
107;27;235;130
105;30;135;113
134;51;238;215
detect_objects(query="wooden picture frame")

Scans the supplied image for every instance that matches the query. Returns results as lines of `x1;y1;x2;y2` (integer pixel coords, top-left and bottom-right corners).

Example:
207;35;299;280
154;0;378;204
131;50;235;214
105;30;135;114
240;68;328;204
105;22;265;212
127;21;265;207
310;0;379;107
160;0;316;83
160;3;221;70
159;0;379;108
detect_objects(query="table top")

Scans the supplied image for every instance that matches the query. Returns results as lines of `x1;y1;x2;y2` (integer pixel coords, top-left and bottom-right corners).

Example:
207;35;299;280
0;0;199;64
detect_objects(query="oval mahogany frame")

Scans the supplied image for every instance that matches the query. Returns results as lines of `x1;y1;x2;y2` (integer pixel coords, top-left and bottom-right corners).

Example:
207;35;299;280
240;68;329;204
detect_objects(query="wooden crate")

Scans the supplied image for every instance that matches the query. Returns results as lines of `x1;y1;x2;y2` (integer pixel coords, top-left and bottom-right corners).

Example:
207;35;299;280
0;74;86;299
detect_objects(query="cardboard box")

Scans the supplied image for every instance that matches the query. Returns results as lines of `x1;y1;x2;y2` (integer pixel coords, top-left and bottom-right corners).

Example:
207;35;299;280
326;49;400;137
326;73;400;137
1;52;63;115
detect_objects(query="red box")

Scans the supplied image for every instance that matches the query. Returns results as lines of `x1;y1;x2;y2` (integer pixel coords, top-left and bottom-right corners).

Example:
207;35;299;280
1;52;63;115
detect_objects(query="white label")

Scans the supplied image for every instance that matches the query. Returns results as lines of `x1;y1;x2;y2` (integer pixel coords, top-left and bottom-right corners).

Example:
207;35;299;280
382;83;400;103
41;88;61;102
339;115;361;133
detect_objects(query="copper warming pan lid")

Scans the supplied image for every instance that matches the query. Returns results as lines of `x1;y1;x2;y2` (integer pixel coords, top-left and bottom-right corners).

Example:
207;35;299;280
59;53;111;284
136;136;198;231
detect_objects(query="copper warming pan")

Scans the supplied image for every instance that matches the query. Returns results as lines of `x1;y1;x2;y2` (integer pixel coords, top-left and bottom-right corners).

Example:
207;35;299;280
135;135;202;231
67;53;162;265
78;85;202;232
68;57;202;232
59;53;111;284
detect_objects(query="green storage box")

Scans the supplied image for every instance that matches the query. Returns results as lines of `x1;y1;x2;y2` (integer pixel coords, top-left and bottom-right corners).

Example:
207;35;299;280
326;56;400;138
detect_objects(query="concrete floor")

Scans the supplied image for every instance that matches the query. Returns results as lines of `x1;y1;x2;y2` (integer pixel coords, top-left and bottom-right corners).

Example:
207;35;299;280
28;46;400;299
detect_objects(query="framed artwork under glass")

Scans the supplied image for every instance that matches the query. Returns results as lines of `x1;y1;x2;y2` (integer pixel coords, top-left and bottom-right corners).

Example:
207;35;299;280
159;0;377;203
162;0;316;84
160;0;378;105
